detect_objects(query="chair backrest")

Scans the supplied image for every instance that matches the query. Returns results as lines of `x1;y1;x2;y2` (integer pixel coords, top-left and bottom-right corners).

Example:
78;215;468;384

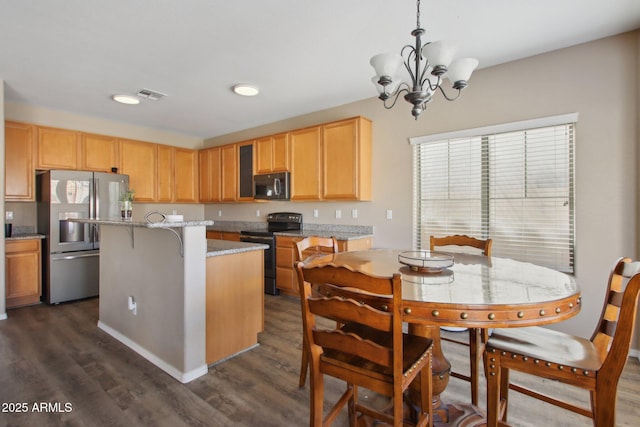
295;261;403;372
591;257;640;377
430;234;492;256
294;236;339;262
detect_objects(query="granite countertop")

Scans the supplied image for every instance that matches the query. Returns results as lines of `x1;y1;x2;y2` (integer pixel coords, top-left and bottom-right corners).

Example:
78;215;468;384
207;221;374;241
206;239;268;257
272;229;374;241
6;233;46;241
70;218;214;228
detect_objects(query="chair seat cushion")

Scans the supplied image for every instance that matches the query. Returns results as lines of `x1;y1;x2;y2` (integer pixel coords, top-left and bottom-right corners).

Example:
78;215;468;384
321;322;432;378
487;326;604;371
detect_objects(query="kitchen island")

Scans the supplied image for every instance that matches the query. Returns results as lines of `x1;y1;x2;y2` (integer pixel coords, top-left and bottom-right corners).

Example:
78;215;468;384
70;219;267;383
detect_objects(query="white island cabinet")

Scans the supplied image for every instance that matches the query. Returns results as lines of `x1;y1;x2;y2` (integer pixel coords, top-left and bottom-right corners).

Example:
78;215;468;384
70;219;266;383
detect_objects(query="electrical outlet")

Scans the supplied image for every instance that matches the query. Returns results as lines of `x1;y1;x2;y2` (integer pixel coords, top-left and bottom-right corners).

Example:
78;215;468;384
256;209;261;217
352;209;358;219
386;209;393;220
313;208;319;218
218;210;222;217
335;209;342;219
128;296;137;316
5;211;13;220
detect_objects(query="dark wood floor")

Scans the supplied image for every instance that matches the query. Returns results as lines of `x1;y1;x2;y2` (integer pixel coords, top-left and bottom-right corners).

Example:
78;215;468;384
1;295;639;426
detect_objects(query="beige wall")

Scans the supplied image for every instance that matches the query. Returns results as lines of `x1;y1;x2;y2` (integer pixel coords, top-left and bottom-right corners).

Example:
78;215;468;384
203;31;640;347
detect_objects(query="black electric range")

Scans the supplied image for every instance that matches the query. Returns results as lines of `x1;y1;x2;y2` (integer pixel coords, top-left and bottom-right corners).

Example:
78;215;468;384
239;212;302;295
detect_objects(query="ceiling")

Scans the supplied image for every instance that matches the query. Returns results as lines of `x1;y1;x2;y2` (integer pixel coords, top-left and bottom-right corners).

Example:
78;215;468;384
1;0;639;139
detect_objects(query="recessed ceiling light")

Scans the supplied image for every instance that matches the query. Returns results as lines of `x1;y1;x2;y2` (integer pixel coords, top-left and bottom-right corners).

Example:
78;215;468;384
232;84;259;97
112;94;140;105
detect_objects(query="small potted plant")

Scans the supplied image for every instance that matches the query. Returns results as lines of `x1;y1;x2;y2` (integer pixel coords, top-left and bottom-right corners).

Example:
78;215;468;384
119;189;135;220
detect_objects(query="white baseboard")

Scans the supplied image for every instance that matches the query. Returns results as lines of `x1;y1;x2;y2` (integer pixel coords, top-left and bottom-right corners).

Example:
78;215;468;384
629;348;640;362
0;312;7;320
97;321;208;383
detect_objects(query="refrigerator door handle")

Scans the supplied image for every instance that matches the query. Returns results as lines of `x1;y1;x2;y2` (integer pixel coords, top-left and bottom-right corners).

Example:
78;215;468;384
52;252;100;261
94;177;100;219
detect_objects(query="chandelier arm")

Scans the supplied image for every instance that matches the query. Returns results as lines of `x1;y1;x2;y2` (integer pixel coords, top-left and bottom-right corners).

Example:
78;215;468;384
437;85;462;101
382;86;410;110
421;72;441;91
401;45;419;83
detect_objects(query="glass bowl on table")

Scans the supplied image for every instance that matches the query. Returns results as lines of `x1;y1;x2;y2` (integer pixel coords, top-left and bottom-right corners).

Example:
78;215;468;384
398;250;454;273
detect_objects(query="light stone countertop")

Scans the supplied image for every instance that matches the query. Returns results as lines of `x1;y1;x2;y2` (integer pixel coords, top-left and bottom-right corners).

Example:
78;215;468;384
70;218;214;228
5;233;46;241
206;239;268;257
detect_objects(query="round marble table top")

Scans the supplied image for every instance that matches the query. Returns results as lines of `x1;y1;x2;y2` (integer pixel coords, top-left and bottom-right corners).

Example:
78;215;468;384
302;249;581;328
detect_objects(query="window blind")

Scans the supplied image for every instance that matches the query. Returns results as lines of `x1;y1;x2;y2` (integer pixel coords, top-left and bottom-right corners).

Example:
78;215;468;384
413;120;575;273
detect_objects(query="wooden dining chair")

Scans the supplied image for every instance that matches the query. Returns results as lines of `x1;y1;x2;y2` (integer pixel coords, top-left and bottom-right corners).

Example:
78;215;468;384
430;234;492;406
486;257;640;427
295;261;434;427
295;236;339;387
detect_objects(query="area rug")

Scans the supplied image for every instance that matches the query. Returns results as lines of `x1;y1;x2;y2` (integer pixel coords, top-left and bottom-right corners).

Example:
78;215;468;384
357;401;487;426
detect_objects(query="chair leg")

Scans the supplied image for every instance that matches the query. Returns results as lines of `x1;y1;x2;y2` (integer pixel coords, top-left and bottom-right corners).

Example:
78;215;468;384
421;352;434;427
499;367;510;423
469;328;481;406
486;356;501;427
592;385;617;427
348;385;357;426
309;366;324;427
299;335;308;387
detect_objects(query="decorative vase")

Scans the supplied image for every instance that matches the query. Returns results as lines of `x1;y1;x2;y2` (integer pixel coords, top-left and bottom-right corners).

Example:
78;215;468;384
120;200;133;221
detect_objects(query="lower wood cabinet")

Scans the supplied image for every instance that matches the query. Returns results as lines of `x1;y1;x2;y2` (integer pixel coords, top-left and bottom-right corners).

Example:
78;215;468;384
275;235;372;296
5;239;42;308
205;250;264;364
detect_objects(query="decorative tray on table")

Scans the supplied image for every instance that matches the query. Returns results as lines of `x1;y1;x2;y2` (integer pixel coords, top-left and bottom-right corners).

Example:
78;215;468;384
398;251;454;273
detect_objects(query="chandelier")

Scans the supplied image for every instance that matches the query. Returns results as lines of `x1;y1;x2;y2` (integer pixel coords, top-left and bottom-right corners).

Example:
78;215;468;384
370;0;478;119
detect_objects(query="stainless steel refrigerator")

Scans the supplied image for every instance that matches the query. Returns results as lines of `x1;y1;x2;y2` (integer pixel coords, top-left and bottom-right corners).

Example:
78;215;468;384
37;170;129;304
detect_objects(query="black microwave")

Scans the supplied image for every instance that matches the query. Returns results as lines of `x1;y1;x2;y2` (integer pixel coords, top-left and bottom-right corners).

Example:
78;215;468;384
254;172;290;200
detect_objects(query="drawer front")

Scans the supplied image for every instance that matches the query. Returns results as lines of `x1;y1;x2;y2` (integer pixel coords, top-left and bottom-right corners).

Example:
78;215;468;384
6;239;40;253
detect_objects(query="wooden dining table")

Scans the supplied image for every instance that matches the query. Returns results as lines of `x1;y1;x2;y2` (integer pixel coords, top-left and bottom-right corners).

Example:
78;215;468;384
301;248;581;426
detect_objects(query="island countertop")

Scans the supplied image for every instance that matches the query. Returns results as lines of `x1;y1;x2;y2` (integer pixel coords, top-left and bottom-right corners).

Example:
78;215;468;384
206;239;268;257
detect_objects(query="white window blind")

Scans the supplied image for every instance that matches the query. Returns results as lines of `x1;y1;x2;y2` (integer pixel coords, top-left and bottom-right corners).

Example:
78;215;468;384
413;119;575;273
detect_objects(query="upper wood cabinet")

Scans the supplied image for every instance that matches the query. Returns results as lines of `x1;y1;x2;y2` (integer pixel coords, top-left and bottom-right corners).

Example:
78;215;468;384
221;144;237;202
80;133;118;172
174;148;198;202
156;145;198;203
199;147;221;202
290;126;323;201
36;126;80;170
255;132;289;174
156;144;174;202
322;117;372;200
5;121;35;201
119;139;157;202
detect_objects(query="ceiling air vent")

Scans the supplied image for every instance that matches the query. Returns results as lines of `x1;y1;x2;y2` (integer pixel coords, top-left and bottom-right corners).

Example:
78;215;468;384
137;88;168;101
